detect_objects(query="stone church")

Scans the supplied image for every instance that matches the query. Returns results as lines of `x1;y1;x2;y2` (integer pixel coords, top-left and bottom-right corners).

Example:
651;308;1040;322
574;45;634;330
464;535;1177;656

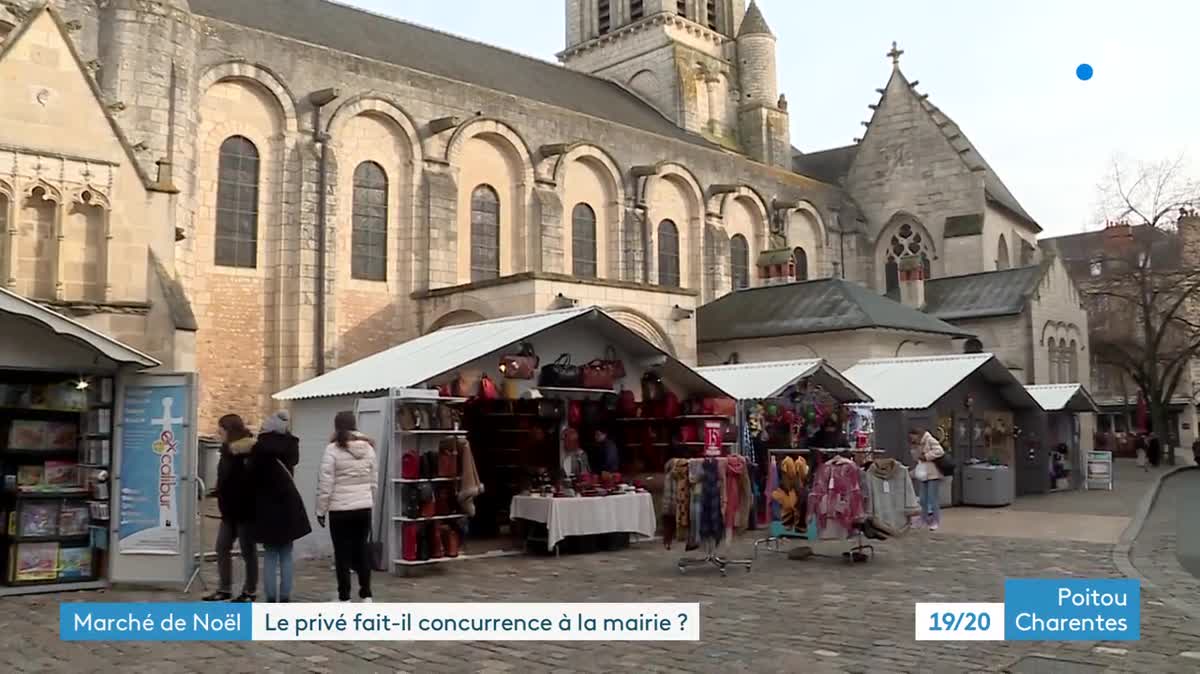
0;0;1090;430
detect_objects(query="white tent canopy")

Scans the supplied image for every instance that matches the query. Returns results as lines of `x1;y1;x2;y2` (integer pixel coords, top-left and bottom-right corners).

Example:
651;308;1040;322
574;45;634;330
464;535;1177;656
0;286;159;369
695;358;871;402
844;353;1041;411
274;306;732;401
1025;384;1099;413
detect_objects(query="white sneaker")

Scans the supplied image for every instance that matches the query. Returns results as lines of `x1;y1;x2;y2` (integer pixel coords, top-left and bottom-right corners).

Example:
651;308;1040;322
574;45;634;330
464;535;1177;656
362;597;374;603
929;521;939;531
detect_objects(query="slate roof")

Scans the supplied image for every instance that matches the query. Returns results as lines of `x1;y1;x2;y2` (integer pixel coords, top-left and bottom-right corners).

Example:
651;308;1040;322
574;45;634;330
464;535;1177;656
923;265;1046;321
190;0;716;149
697;278;974;343
738;1;774;37
792;145;858;184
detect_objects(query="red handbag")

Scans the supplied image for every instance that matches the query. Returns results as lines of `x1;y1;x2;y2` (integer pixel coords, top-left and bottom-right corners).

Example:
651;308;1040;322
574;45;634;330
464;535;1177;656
663;391;681;418
679;424;698;443
581;359;615;389
498;341;539;380
402;523;419;561
401;452;420;479
617;390;637;417
568;400;583;427
478;374;499;400
443;525;460;557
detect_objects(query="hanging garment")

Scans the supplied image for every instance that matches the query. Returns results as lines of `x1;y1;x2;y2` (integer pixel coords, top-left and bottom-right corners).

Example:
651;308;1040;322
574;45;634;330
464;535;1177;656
806;456;865;540
765;457;780;524
724;455;752;540
862;458;919;536
688;459;704;549
673;460;690;542
661;460;679;546
699;458;724;545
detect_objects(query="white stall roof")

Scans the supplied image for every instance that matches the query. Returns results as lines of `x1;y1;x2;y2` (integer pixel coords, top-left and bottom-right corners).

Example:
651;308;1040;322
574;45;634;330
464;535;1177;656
0;287;159;368
695;358;871;403
274;306;731;401
844;353;1041;411
1025;384;1099;413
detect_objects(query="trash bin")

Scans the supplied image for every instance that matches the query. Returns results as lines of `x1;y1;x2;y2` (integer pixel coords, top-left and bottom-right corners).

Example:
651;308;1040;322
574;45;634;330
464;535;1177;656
198;437;221;495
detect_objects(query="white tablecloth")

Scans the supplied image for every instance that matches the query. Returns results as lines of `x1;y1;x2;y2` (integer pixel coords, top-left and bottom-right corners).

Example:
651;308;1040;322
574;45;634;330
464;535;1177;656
510;493;656;550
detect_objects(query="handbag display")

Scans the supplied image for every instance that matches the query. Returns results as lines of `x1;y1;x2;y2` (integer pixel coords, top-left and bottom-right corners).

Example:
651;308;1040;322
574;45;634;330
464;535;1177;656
441;523;460;558
567;400;583;427
498;342;539;380
478;374;499;400
662;391;681;418
401;451;420;480
420;449;438;479
539;354;582;388
402;522;420;561
617;389;637;418
603;345;626;380
641;369;665;402
419;483;436;518
438;438;459;478
581;359;615;390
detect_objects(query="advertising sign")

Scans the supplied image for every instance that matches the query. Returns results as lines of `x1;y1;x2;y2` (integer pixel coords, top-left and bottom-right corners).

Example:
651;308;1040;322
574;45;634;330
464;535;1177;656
117;383;187;554
1085;450;1113;491
703;421;723;456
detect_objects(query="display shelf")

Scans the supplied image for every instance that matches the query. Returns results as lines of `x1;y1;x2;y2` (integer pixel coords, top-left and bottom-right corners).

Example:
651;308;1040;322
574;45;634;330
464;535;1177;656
2;448;79;456
0;407;85;415
2;575;98;589
392;513;468;522
535;386;615;395
9;534;90;544
396;429;468;436
392;477;459;484
78;463;108;469
84;433;110;439
14;490;89;499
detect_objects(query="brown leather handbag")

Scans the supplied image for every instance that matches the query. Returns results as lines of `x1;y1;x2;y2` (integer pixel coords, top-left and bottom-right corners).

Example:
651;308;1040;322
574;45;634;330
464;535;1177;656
498;341;539;380
582;359;615;389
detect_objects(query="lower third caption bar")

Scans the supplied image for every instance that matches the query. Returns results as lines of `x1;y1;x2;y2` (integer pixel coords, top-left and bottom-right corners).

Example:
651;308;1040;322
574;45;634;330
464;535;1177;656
59;602;701;641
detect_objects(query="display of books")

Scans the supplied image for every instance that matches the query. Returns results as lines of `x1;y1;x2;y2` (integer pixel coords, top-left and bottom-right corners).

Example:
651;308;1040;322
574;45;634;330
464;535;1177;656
12;542;59;582
0;383;86;411
85;408;112;435
89;525;109;551
16;465;44;488
58;503;90;536
43;461;79;488
18;502;58;537
83;438;110;465
87;378;114;406
57;547;93;580
44;422;78;450
8;420;47;449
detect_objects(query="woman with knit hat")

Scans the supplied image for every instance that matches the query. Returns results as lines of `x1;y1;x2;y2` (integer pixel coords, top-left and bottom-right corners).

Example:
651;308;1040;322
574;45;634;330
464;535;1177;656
251;410;311;602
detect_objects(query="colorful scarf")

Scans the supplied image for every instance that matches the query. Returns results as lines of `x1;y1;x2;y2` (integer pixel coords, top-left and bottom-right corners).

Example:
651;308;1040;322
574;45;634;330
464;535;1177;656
699;458;724;545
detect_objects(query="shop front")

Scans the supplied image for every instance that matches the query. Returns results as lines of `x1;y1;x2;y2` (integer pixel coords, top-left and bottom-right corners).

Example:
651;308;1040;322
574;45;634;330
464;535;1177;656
274;306;732;568
1025;384;1099;491
0;289;197;596
844;354;1045;507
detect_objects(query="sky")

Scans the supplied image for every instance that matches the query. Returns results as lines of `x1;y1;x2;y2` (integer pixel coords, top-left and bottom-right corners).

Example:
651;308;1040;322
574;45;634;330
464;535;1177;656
346;0;1199;237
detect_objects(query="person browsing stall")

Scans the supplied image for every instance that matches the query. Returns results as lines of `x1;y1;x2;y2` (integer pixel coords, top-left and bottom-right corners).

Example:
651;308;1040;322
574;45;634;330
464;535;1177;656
316;412;377;603
205;414;258;602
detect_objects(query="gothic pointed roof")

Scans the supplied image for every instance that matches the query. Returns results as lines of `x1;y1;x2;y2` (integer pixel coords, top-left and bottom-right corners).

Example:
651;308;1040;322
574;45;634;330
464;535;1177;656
738;1;774;37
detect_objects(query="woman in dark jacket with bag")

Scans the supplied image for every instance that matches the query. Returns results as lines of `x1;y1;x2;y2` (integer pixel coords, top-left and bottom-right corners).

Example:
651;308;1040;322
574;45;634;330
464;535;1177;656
252;410;312;603
205;414;257;602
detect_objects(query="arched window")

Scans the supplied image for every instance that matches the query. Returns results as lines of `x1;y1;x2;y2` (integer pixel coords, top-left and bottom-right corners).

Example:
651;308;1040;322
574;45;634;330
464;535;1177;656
657;219;680;287
470;185;500;282
215;135;260;268
1047;338;1059;384
705;0;718;30
793;246;809;281
730;234;749;290
351;161;388;281
1068;340;1079;382
1058;341;1071;384
884;223;931;294
571;203;597;279
997;234;1010;270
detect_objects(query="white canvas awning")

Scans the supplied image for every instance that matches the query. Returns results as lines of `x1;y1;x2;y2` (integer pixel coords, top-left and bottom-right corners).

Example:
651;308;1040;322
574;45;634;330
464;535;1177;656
274;306;732;401
0;287;159;369
1025;384;1099;413
844;353;1041;411
695;358;871;403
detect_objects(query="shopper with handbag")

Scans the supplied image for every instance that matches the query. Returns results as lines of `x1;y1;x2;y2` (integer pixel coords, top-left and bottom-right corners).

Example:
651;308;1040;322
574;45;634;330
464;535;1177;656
316;411;377;603
909;427;945;531
205;414;258;602
251;411;312;603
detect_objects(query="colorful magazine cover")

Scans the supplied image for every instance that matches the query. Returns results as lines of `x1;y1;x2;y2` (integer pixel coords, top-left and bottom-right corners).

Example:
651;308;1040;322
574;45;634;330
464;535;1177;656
43;461;79;488
7;420;47;449
44;422;79;450
58;503;90;536
13;542;59;581
57;547;93;580
16;464;44;489
19;502;58;537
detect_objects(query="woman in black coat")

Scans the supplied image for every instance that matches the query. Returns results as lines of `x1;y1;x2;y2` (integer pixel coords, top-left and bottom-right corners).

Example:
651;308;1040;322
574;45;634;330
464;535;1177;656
251;411;312;602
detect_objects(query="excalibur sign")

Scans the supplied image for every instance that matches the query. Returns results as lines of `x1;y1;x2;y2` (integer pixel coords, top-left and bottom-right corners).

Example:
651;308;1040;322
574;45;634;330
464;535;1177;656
150;396;183;529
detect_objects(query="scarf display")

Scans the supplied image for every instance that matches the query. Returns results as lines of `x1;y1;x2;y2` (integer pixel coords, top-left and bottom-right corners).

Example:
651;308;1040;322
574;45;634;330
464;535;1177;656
724;455;751;540
699;459;723;545
662;457;752;549
688;460;704;549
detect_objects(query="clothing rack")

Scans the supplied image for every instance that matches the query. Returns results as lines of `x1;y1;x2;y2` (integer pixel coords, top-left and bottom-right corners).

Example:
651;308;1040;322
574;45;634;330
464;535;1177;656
677;538;752;576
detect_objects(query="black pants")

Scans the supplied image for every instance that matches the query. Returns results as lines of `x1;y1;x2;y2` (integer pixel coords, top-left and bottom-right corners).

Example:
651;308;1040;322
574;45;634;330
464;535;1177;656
329;509;372;600
216;519;257;595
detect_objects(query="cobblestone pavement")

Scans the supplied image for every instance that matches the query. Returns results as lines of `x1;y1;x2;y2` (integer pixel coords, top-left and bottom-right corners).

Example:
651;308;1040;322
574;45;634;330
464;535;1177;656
4;528;1200;673
1131;468;1200;623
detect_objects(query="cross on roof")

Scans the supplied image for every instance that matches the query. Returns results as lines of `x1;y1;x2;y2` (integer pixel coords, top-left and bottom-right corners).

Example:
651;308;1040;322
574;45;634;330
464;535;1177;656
887;41;904;67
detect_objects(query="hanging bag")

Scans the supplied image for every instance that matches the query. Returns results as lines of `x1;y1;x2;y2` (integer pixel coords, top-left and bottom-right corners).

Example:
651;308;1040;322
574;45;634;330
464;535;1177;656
478;374;499;400
603;345;626;380
539;354;581;388
498;341;540;380
581;359;616;390
935;453;956;477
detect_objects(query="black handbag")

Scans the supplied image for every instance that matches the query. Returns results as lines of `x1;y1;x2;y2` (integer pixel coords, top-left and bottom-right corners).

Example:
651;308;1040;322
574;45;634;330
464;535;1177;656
539;354;582;388
935;453;956;477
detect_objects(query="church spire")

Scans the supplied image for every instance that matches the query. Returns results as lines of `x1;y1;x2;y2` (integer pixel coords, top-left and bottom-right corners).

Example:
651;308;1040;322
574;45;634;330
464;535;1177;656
738;1;773;38
887;41;905;69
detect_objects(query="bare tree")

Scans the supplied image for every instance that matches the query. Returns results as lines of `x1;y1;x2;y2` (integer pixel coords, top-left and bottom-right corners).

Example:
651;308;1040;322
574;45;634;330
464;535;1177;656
1084;156;1200;464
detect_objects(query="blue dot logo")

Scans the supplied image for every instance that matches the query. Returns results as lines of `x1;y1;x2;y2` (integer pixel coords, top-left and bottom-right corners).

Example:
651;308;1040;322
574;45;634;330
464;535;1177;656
1076;63;1094;81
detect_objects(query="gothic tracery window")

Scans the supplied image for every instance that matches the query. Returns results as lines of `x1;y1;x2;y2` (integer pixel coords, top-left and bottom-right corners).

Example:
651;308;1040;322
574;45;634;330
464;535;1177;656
730;234;749;290
351;161;388;281
470;185;500;282
572;203;597;279
215;135;260;268
658;219;680;287
884;223;931;294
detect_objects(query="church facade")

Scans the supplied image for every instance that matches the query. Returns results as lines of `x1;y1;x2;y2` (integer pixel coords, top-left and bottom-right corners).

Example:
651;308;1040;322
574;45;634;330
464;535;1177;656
0;0;1089;430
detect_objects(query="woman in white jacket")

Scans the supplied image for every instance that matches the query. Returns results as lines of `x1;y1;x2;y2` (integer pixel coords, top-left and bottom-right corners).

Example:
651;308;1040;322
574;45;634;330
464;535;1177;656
909;427;946;530
316;411;377;602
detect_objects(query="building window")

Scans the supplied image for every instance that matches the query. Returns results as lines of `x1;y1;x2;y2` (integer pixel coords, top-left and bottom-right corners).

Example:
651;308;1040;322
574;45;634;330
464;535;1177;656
572;203;597;279
470;185;500;282
884;223;931;293
997;234;1010;270
730;234;749;290
658;219;680;287
1068;340;1079;382
631;0;644;20
793;247;808;281
1089;259;1103;277
214;135;260;268
705;0;717;30
598;0;611;34
1047;338;1058;384
351;161;388;281
677;0;687;16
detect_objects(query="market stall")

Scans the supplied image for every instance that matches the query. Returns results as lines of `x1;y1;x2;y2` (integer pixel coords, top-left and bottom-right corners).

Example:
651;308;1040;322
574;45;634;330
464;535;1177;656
1025;384;1099;491
273;306;733;567
0;289;195;597
844;354;1045;507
